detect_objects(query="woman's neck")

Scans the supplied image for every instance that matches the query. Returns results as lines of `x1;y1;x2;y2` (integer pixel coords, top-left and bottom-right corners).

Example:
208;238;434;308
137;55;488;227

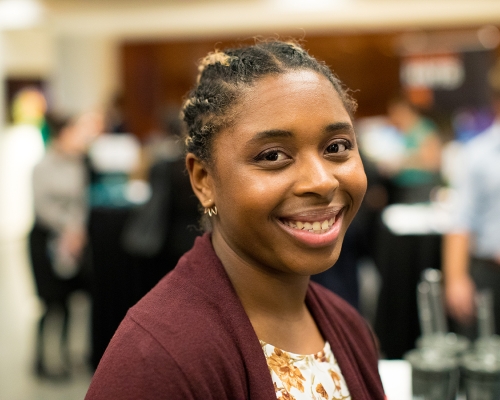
212;228;308;315
211;229;324;354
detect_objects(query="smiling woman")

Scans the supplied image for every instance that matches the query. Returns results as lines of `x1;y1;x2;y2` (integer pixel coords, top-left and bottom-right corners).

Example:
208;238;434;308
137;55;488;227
85;40;385;400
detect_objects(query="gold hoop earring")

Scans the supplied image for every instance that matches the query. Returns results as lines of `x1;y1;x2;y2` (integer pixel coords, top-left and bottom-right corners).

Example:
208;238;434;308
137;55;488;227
204;205;218;217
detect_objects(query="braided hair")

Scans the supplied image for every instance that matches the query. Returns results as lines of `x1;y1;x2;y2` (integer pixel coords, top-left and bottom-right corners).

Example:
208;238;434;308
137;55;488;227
181;40;357;164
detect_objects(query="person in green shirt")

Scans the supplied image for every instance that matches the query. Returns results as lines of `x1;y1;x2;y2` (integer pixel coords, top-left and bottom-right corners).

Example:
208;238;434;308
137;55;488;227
386;96;442;204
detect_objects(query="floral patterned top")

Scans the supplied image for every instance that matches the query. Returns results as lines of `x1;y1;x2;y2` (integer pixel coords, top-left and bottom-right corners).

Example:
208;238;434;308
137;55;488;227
260;340;351;400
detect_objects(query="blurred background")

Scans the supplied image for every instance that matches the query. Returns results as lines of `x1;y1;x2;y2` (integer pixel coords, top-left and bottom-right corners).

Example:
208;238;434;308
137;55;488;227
1;0;500;398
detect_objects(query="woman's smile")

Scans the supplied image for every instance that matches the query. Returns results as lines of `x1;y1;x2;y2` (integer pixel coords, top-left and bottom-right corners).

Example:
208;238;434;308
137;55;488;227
276;207;345;248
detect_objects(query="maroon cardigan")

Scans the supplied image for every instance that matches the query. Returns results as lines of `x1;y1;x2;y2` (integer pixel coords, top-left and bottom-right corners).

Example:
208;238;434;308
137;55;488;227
86;234;385;399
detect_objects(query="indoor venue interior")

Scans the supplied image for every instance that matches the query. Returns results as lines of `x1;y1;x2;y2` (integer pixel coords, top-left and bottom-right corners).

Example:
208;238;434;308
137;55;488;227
1;0;500;399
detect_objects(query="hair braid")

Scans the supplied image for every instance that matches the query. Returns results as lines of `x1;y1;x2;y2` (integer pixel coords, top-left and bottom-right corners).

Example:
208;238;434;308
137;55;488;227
181;40;357;164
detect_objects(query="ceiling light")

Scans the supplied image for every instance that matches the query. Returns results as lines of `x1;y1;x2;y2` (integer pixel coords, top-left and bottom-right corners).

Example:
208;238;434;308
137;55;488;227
0;0;44;30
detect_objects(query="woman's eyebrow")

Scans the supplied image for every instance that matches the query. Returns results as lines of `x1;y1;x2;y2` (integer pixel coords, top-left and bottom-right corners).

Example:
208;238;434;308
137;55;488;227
324;122;354;134
248;122;353;144
248;129;293;144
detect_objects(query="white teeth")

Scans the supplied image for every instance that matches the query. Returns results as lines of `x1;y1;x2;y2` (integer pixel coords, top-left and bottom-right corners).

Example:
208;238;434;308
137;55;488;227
283;215;338;233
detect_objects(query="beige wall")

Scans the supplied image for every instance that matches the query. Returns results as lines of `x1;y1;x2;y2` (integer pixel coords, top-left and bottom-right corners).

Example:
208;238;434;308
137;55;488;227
3;28;54;78
48;35;120;116
1;0;500;126
45;0;500;39
2;29;120;120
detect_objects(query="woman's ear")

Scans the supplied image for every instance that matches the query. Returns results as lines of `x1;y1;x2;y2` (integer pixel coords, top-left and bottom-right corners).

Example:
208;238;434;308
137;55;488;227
186;153;215;209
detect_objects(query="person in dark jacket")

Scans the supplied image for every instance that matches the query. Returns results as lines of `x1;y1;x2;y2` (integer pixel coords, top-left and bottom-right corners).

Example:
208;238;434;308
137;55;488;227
86;40;385;400
29;113;97;379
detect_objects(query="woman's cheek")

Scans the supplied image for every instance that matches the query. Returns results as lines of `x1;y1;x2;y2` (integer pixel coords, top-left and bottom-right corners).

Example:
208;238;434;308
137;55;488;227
342;159;368;207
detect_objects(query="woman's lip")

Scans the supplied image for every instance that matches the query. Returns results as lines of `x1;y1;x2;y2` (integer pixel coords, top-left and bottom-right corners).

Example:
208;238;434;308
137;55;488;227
278;206;344;222
276;209;345;248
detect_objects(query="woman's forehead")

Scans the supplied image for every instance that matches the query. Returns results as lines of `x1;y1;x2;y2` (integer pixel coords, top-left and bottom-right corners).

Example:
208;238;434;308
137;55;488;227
231;70;349;125
247;70;333;98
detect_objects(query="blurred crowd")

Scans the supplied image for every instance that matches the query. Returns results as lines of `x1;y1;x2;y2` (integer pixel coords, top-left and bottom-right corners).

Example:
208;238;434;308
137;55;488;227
315;88;500;359
3;61;500;381
2;87;200;380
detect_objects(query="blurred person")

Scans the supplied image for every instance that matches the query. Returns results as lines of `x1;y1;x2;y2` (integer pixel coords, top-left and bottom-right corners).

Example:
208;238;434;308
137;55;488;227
0;88;46;238
144;107;185;164
10;87;50;145
104;92;128;134
130;106;186;182
121;107;200;282
84;127;144;369
366;100;445;358
87;107;199;369
384;96;442;204
86;41;385;399
29;112;100;379
443;91;500;338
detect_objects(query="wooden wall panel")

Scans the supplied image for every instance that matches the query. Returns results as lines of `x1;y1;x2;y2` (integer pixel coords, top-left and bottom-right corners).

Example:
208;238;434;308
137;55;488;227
119;32;428;139
303;34;400;117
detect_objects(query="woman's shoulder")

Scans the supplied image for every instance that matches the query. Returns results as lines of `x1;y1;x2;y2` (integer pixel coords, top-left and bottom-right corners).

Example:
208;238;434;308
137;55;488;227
126;270;236;353
86;313;202;399
126;234;239;341
123;279;231;360
111;232;253;366
87;269;251;399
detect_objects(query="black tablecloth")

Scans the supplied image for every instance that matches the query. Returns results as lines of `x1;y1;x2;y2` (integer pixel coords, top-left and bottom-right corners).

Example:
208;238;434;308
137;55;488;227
88;207;143;369
373;221;442;359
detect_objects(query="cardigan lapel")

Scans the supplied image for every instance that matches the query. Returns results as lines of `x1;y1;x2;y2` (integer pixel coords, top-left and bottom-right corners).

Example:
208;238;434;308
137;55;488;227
177;233;277;399
306;283;385;400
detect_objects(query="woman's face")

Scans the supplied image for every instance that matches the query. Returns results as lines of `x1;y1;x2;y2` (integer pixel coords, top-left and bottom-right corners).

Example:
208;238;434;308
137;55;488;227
204;70;366;276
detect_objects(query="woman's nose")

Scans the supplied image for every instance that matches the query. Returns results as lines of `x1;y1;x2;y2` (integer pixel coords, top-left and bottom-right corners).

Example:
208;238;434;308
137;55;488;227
293;156;339;199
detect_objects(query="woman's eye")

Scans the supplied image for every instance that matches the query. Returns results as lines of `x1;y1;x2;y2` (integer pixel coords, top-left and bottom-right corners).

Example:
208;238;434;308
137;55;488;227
326;140;350;154
264;151;279;161
256;150;289;162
